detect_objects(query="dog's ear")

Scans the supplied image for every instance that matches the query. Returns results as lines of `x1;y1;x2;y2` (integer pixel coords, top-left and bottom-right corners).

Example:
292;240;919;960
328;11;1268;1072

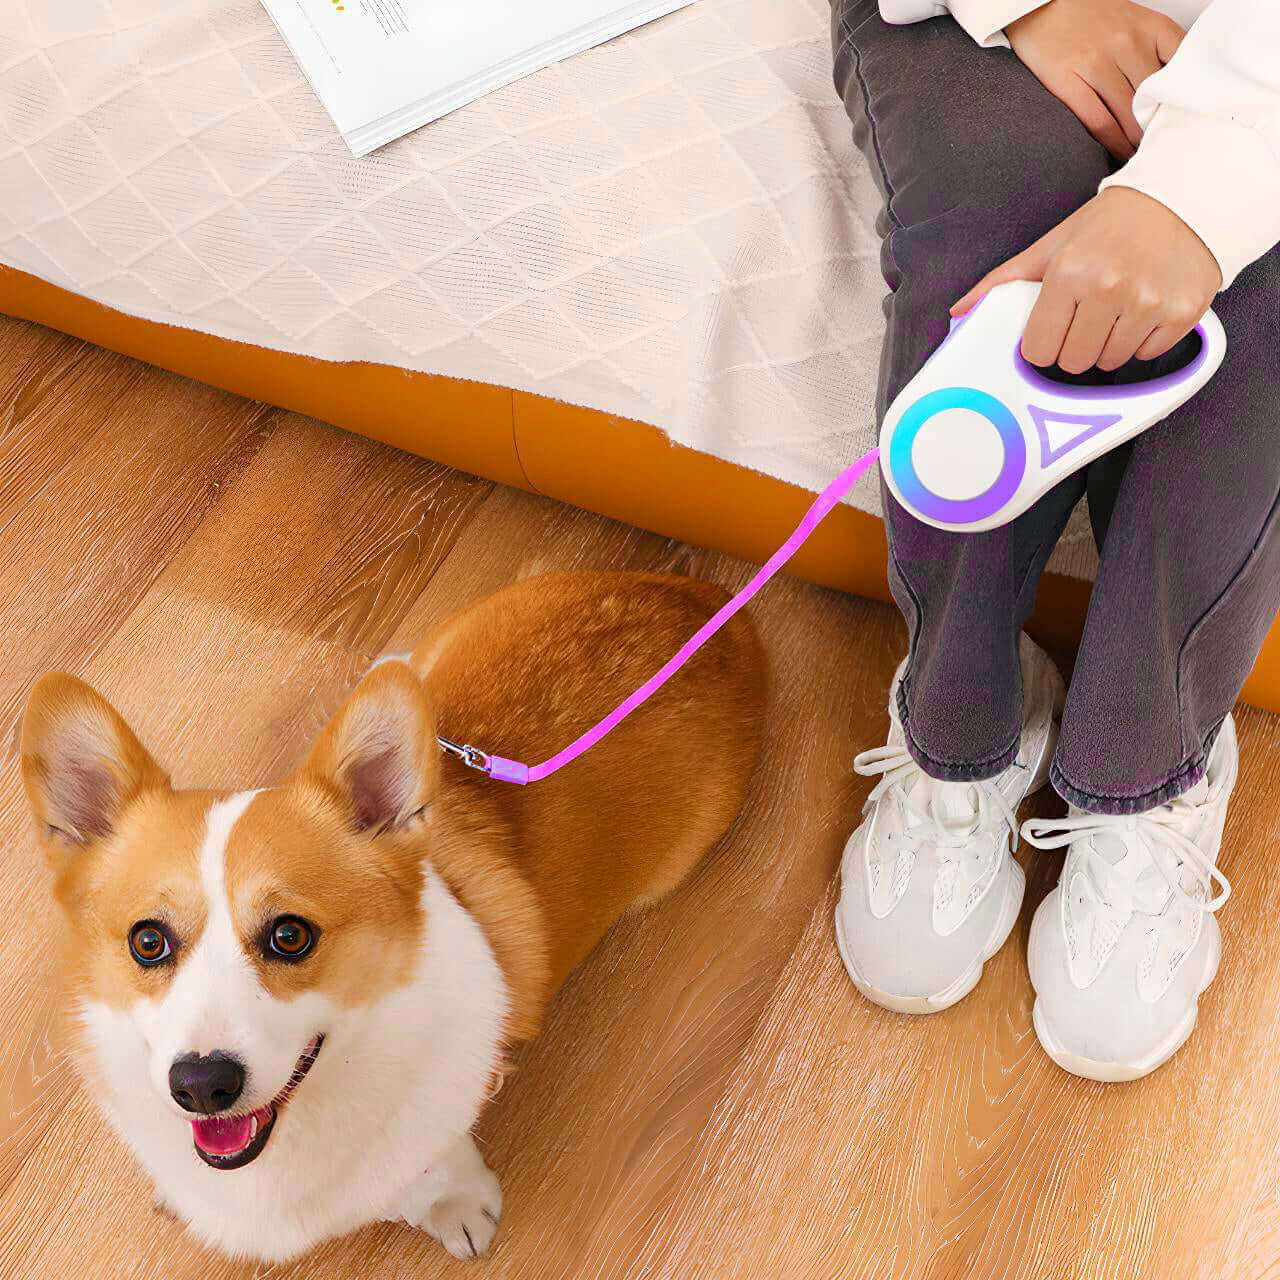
301;662;439;834
21;674;170;850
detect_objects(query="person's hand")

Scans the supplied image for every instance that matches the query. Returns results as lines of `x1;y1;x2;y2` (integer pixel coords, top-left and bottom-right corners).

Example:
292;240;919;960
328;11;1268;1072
1006;0;1185;159
952;187;1222;373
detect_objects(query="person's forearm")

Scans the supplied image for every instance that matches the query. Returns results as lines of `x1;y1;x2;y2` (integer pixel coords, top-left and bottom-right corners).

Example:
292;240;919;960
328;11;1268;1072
1098;0;1280;287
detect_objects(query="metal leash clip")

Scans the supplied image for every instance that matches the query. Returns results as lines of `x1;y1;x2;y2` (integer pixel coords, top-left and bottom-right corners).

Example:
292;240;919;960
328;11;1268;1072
436;735;490;773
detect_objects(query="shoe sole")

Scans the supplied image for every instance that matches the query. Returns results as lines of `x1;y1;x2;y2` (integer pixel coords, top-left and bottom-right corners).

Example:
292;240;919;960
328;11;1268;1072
835;662;1064;1016
1031;927;1222;1083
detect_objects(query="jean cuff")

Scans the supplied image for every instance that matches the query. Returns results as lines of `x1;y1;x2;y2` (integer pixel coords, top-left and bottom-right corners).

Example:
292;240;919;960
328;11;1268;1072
1050;722;1222;815
895;678;1019;783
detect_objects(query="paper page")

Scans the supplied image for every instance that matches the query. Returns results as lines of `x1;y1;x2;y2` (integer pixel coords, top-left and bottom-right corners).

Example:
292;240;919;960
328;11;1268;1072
260;0;696;148
259;0;427;135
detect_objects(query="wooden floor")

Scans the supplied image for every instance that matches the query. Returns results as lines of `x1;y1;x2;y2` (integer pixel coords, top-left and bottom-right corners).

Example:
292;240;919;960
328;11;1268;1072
1;315;1279;1280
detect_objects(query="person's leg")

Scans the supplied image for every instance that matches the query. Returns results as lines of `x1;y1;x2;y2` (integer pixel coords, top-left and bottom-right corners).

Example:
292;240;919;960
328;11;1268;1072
1053;245;1280;812
830;0;1104;1014
832;0;1102;781
1019;249;1280;1082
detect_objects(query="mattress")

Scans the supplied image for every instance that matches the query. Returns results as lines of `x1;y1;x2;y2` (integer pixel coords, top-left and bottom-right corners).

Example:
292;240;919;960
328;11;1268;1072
0;0;1098;577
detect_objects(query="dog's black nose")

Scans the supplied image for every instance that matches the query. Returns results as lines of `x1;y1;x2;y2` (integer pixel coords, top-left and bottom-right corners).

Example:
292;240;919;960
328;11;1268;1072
168;1052;245;1114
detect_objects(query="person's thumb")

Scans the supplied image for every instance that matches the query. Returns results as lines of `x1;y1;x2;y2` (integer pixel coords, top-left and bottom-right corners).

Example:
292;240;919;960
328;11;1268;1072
950;239;1054;316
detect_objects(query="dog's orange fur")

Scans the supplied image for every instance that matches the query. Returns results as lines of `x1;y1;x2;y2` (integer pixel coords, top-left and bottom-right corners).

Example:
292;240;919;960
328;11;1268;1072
405;571;768;1038
24;570;767;1049
409;570;762;1029
221;793;431;1006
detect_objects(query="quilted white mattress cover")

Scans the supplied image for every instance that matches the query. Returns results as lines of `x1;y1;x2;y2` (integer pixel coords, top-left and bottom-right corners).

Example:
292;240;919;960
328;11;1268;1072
0;0;1096;577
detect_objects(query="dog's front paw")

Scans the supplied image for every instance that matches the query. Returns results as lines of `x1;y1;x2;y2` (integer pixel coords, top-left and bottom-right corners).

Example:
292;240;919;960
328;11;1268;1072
392;1134;503;1260
424;1167;502;1260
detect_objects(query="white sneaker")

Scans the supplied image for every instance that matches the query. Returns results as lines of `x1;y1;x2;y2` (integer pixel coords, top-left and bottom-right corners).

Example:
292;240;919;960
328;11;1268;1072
835;635;1064;1014
1022;716;1237;1082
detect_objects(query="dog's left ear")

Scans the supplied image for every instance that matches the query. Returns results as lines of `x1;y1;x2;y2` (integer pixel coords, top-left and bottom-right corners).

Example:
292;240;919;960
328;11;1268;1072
21;673;170;850
302;662;439;833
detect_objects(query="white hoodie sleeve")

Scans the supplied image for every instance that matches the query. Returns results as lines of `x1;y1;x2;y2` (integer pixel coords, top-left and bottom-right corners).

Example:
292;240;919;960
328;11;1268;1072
877;0;1280;286
1097;0;1280;287
876;0;1044;48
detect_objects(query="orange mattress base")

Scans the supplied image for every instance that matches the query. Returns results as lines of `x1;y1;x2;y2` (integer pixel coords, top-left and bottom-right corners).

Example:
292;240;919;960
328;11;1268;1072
2;265;1276;712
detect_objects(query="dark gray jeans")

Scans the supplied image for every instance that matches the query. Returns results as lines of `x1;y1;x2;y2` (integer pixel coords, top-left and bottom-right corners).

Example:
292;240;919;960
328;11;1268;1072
832;0;1280;814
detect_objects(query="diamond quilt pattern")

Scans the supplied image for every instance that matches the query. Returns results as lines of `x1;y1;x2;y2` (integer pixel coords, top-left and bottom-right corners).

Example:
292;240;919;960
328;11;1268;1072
0;0;1098;576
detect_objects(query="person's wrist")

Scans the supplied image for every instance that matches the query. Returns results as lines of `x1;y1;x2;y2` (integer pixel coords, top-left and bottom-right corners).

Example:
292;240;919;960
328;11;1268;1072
1005;0;1056;39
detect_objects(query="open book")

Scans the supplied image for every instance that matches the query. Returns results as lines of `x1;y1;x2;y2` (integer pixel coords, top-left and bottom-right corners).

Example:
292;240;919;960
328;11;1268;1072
260;0;697;156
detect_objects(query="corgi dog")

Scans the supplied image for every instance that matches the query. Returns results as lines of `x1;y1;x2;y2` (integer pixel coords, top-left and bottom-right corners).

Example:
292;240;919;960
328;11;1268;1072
21;570;766;1263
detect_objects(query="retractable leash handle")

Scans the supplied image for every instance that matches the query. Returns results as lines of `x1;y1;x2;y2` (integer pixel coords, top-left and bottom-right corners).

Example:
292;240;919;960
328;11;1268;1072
879;279;1226;533
443;280;1225;784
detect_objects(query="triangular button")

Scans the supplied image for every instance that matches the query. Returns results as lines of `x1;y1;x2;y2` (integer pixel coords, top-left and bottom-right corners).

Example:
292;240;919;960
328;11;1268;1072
1027;403;1123;467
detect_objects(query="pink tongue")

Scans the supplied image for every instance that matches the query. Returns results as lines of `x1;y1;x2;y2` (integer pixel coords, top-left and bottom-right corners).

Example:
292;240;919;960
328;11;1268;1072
191;1108;268;1156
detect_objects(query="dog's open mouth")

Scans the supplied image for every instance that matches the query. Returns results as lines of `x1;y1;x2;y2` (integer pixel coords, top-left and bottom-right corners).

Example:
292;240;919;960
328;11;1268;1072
190;1034;324;1171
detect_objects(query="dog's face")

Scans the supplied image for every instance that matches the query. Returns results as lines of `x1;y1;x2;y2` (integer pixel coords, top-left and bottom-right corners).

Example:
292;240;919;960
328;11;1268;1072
21;666;506;1256
55;783;426;1171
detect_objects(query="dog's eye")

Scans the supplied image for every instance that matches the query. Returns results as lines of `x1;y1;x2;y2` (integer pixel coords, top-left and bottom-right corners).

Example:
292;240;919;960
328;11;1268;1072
128;921;172;966
268;916;314;960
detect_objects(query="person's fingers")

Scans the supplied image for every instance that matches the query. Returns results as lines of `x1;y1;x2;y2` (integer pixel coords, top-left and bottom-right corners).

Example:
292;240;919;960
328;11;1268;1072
1020;278;1079;367
1097;307;1158;371
1088;60;1142;150
1152;14;1186;63
1059;75;1134;159
1136;322;1193;361
1056;296;1120;373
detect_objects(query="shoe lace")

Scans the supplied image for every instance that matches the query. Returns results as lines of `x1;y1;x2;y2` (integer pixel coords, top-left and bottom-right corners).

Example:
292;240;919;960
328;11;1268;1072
1022;797;1231;917
854;744;1020;870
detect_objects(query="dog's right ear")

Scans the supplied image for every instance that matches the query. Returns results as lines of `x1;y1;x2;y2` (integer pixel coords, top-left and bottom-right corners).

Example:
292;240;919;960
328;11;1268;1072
299;661;439;835
20;674;170;854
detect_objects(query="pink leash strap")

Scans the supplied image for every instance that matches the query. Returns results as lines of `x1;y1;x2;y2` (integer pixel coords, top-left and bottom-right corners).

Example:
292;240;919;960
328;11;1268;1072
438;447;882;785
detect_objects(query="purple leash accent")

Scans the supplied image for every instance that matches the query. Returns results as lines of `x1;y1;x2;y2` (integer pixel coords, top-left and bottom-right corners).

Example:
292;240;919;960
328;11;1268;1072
438;447;882;785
